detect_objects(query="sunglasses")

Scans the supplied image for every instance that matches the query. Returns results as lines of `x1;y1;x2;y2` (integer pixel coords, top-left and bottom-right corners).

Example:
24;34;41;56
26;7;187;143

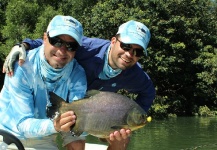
47;32;79;51
116;38;144;57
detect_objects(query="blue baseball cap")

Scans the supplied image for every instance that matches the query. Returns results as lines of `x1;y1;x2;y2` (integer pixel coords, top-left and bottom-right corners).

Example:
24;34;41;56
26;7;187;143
116;20;151;56
47;15;83;46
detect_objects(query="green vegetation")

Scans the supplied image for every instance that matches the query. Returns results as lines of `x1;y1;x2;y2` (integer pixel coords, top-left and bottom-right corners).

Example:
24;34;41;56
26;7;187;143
0;0;216;117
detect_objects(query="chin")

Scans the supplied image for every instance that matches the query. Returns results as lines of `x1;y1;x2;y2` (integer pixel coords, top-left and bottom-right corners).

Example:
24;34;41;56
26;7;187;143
117;65;127;70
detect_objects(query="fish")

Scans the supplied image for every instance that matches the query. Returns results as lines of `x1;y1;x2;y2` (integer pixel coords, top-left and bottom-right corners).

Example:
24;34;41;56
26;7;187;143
49;90;150;138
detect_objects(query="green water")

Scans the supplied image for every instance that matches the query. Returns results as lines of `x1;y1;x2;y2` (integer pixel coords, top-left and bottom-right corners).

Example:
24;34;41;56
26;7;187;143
86;116;217;150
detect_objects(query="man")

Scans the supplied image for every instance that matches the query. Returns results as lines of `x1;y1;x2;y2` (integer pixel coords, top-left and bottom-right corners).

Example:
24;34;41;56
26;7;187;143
0;15;88;149
3;20;155;149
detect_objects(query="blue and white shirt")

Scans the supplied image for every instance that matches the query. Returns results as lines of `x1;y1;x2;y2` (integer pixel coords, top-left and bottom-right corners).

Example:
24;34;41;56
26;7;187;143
0;46;87;139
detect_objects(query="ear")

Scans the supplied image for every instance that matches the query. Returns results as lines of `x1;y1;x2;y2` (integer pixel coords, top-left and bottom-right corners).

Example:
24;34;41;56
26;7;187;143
43;32;48;45
43;32;47;41
110;37;116;47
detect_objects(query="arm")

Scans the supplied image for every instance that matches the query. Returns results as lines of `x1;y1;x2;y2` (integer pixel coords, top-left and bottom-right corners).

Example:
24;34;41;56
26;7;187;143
1;63;74;138
124;64;155;112
2;38;43;76
135;71;155;112
22;38;43;50
1;63;54;137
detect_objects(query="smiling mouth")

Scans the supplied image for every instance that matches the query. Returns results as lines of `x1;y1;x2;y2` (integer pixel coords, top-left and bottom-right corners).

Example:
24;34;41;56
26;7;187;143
121;57;131;63
54;54;67;60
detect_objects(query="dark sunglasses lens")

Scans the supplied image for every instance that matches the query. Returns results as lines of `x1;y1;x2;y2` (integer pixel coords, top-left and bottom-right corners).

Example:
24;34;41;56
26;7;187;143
67;42;79;51
134;49;144;57
120;42;131;51
49;36;62;47
120;40;144;57
48;35;79;51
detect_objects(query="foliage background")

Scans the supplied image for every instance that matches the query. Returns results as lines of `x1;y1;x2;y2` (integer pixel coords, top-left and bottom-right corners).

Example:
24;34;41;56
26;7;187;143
0;0;216;117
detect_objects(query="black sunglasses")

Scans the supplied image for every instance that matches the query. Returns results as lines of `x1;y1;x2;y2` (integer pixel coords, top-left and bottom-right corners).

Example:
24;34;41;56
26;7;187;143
116;38;144;57
47;32;79;52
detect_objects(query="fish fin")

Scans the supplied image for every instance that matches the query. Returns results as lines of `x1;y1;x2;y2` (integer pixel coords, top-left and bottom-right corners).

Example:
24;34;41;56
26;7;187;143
111;125;129;130
71;130;83;137
84;90;100;98
49;92;66;107
47;92;67;118
70;123;84;136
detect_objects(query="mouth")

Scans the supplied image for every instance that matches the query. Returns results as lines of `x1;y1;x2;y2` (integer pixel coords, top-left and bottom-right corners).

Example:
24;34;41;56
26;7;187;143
54;54;67;61
120;56;131;63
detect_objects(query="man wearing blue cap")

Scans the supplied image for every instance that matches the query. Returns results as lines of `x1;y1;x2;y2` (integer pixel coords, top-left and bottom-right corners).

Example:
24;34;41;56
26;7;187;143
3;20;156;150
0;15;87;149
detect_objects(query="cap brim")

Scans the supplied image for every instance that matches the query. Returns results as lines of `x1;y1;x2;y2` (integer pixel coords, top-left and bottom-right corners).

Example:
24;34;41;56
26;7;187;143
49;29;82;46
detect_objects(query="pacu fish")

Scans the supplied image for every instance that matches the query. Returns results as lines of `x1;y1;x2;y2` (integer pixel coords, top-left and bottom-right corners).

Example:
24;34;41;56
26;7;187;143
49;90;150;138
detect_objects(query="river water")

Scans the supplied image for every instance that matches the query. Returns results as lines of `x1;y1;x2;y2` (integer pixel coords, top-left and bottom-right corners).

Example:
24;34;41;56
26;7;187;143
86;116;217;150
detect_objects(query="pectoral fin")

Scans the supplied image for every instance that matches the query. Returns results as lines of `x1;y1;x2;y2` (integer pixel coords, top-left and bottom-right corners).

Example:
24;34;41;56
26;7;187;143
70;119;84;136
70;129;83;137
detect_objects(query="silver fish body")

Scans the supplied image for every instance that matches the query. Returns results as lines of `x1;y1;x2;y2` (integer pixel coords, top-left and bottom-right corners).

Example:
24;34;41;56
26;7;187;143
49;90;148;138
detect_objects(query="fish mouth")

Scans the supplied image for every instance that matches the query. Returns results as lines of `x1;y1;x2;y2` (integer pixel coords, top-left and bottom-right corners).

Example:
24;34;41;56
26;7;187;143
129;116;152;131
130;123;147;131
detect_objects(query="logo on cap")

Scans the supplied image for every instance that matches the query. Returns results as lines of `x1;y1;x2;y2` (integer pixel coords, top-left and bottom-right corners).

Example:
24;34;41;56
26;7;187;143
137;25;146;37
64;18;76;27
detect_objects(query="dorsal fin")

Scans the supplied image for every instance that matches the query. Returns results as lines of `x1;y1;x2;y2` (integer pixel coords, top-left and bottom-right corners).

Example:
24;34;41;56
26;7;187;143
49;92;66;107
84;90;100;98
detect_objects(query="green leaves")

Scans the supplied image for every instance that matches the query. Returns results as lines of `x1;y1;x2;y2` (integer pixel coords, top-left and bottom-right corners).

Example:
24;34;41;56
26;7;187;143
0;0;216;116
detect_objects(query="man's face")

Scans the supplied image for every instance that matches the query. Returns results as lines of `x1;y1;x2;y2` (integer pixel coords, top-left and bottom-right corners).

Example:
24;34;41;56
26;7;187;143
109;36;143;70
43;33;77;69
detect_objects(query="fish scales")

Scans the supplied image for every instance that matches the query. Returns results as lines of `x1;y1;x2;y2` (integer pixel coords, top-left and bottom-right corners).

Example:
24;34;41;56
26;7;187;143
49;90;148;138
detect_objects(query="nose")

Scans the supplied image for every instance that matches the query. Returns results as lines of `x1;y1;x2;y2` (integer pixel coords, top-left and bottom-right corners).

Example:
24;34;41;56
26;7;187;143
125;49;135;57
59;45;68;53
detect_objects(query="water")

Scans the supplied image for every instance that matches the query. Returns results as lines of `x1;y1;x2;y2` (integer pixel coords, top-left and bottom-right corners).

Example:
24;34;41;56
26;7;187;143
86;116;217;150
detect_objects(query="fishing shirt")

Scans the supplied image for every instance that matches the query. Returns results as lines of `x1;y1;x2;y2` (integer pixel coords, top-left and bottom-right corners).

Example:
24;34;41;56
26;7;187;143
23;36;155;112
0;46;87;139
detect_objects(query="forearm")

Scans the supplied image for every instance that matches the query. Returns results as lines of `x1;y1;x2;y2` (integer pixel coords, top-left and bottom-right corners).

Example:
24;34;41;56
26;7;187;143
136;92;155;112
135;82;155;112
22;38;43;50
18;118;57;138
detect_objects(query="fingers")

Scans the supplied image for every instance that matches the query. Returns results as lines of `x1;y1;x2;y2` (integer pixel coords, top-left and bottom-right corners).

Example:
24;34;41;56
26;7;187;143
54;111;76;132
18;59;25;66
2;64;6;73
59;112;76;131
2;58;14;77
109;129;131;142
2;44;27;76
107;129;131;150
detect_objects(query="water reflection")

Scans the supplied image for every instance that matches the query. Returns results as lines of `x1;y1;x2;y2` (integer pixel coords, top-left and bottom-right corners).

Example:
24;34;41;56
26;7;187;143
86;117;217;150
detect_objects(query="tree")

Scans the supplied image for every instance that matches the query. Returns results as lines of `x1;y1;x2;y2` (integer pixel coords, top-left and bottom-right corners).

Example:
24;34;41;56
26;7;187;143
145;0;217;115
0;0;216;116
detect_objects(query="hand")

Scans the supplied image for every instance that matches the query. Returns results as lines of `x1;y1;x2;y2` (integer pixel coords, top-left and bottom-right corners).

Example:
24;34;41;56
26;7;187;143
53;111;76;132
2;44;26;76
106;129;131;150
109;129;131;141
